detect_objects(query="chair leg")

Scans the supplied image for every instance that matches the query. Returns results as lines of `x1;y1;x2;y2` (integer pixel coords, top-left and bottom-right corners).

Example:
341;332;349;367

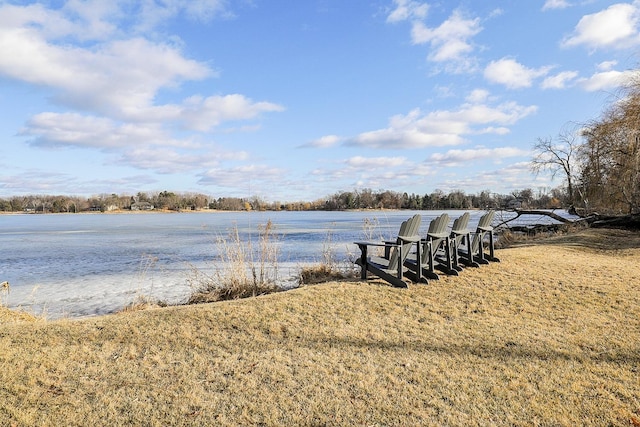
358;244;368;280
451;238;463;272
428;242;435;275
464;232;480;268
397;245;403;280
477;231;486;263
445;237;460;272
488;232;500;262
452;238;460;268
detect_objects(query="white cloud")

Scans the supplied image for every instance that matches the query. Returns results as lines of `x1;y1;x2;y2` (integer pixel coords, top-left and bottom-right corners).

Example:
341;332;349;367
435;162;536;193
180;95;285;132
133;0;233;32
0;2;281;132
0;18;209;111
425;147;529;167
0;170;161;196
474;126;510;135
542;0;572;11
541;70;579;89
411;9;482;69
119;146;246;174
465;89;490;103
60;0;122;40
577;69;638;91
386;0;428;23
562;3;640;50
346;99;537;149
597;60;618;71
198;164;285;188
0;170;76;193
387;5;482;73
176;0;232;22
345;156;409;168
302;135;343;148
19;111;256;176
484;58;552;89
20;112;196;149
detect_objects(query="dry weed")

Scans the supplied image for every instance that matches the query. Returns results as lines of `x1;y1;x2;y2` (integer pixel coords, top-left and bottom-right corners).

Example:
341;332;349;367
186;220;281;303
299;227;358;285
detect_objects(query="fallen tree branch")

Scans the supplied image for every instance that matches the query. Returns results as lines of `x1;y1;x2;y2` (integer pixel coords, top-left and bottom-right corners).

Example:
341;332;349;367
495;209;574;230
496;209;640;233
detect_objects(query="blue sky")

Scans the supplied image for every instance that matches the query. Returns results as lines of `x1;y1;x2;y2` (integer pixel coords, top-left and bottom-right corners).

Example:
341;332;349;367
1;0;638;202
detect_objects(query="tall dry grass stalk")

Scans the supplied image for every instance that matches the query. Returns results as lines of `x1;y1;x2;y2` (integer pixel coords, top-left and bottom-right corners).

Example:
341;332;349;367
1;280;8;306
361;215;397;258
362;216;381;241
1;281;40;323
119;254;166;312
187;220;281;303
299;227;358;285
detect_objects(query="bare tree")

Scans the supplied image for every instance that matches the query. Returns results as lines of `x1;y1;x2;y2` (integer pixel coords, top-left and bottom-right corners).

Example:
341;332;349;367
582;96;640;214
531;126;582;206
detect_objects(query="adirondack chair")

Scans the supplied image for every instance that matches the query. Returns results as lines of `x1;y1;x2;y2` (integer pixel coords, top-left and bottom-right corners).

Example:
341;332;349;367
424;213;458;277
450;212;480;269
405;214;457;281
468;210;500;264
354;214;422;288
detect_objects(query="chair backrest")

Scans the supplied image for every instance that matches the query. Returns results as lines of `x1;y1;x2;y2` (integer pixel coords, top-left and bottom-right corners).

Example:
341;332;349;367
451;212;470;235
427;213;450;239
476;210;495;232
450;212;471;247
421;214;450;260
470;210;496;251
388;214;421;270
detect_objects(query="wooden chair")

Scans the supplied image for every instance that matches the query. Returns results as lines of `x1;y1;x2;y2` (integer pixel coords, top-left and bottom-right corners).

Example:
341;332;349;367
469;210;500;264
450;212;480;269
354;214;422;288
406;214;457;281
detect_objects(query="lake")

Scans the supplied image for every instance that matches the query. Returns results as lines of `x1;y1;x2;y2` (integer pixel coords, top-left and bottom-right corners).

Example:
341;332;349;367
0;209;571;319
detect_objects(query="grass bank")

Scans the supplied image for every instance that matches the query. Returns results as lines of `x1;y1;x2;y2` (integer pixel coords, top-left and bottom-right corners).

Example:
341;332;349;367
1;228;639;426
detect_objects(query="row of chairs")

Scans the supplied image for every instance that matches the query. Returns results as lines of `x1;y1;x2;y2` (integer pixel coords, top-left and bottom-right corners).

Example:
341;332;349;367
354;211;500;288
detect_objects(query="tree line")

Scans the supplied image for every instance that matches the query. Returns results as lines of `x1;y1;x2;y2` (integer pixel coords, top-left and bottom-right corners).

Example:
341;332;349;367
0;187;567;214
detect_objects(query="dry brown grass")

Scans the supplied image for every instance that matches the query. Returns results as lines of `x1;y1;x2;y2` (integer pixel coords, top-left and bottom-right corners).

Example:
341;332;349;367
0;306;38;323
298;263;355;285
1;228;639;426
299;226;359;285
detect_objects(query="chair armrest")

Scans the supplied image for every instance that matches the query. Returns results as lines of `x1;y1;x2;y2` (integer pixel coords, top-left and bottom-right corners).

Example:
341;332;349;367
450;229;471;236
426;232;448;239
397;235;421;243
354;240;402;248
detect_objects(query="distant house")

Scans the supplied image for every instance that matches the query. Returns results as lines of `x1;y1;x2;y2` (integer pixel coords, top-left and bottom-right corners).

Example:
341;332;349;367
506;198;523;209
131;202;154;211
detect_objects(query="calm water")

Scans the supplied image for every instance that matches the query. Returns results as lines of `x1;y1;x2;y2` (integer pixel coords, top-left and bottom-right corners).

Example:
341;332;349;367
0;210;571;319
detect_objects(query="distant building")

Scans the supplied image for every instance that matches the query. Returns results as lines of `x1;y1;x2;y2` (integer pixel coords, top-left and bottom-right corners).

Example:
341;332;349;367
131;202;154;211
506;198;523;209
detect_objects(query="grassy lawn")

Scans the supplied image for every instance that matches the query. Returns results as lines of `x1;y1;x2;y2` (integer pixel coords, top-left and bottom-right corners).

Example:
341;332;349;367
1;228;639;426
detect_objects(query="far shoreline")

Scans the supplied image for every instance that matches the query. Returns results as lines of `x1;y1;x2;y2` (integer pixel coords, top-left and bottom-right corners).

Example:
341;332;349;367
0;207;490;216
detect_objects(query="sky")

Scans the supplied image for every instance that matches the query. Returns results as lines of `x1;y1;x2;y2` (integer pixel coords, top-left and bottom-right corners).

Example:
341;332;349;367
1;0;639;203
